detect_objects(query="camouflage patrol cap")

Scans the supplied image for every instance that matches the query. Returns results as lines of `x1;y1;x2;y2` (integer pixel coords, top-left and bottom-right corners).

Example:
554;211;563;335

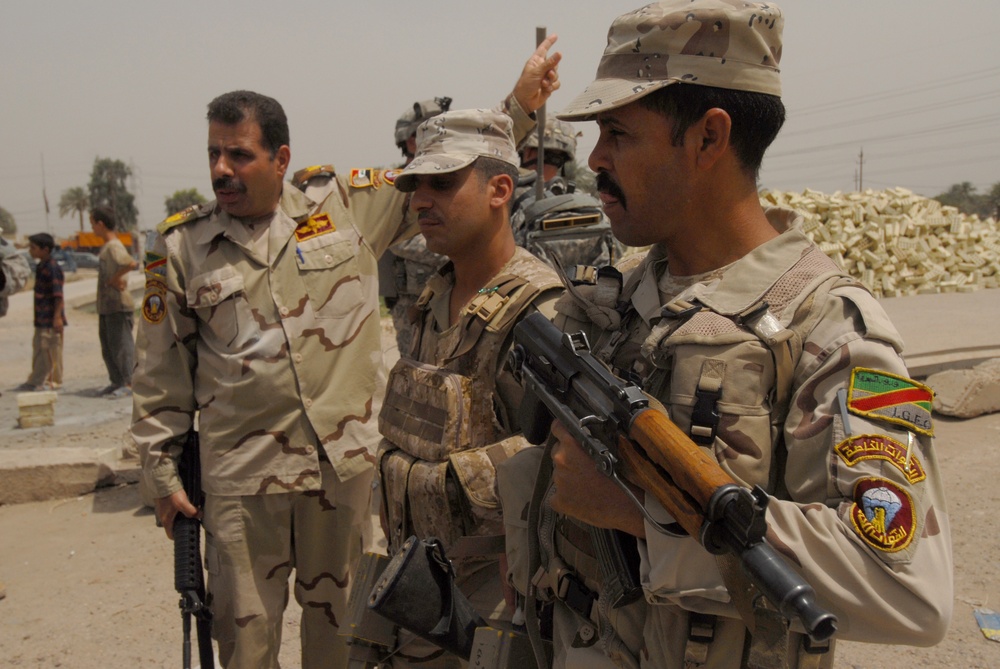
520;119;579;161
394;109;519;193
394;96;453;147
558;0;783;121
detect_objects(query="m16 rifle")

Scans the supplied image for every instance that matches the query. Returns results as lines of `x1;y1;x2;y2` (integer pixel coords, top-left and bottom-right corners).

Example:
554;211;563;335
508;312;838;644
174;431;213;669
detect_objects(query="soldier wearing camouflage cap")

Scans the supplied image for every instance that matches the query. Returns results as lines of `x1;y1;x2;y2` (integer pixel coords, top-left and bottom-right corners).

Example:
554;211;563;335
375;108;563;667
498;2;953;668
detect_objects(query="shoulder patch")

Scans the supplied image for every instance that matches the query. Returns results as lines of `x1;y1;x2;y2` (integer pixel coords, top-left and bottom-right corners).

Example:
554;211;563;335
141;281;168;325
835;434;926;483
847;367;934;437
157;203;211;235
382;169;400;185
849;477;916;553
349;168;377;189
292;164;336;189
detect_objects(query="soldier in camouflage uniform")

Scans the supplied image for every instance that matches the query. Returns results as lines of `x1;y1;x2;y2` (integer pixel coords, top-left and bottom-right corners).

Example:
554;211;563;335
381;97;450;356
376;109;564;667
132;37;561;669
511;119;623;271
498;3;953;668
0;236;31;318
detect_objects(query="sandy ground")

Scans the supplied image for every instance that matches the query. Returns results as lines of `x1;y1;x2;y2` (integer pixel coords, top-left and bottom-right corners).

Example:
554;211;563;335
1;274;998;668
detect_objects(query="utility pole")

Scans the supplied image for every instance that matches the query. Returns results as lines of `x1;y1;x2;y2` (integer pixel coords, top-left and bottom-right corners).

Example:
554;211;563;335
41;153;52;234
856;148;865;192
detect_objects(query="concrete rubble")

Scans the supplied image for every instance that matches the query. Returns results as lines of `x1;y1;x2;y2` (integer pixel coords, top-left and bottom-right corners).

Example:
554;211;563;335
762;187;999;297
926;359;1000;419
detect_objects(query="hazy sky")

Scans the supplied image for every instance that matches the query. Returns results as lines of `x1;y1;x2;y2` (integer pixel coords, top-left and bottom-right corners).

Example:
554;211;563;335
2;1;997;239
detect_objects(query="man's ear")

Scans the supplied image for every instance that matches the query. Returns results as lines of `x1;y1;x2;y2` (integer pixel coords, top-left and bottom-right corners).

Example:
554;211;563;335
692;108;731;171
275;145;291;179
489;174;515;210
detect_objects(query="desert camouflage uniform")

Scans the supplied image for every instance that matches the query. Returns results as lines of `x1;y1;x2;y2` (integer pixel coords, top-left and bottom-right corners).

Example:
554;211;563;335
377;247;563;667
501;208;953;668
132;180;415;668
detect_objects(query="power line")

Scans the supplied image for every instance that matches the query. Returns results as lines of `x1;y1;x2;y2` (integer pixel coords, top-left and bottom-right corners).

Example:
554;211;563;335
790;65;1000;118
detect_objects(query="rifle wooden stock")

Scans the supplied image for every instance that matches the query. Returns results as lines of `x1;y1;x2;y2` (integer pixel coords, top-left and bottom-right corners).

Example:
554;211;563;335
619;408;737;539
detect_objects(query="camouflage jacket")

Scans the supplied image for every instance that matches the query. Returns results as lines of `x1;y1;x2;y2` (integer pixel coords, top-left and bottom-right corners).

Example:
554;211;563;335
553;208;952;650
133;183;416;498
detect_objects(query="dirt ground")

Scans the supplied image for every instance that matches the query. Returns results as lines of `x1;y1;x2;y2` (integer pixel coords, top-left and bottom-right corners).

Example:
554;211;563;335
1;274;998;668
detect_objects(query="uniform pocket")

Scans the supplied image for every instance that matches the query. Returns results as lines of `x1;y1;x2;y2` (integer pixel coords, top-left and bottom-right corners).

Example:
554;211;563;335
296;236;364;319
186;267;259;349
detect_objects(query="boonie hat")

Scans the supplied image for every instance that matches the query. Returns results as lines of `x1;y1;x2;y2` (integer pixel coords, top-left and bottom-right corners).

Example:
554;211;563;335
558;0;783;121
394;109;519;193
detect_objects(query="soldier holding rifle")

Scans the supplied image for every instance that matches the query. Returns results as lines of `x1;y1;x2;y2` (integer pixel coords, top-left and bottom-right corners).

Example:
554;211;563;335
499;2;953;668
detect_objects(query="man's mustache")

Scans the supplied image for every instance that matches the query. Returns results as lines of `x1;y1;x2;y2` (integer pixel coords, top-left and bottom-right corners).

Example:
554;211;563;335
596;172;626;208
213;177;245;193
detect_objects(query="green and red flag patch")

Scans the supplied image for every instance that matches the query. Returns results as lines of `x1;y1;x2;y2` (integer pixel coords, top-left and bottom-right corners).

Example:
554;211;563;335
847;367;934;436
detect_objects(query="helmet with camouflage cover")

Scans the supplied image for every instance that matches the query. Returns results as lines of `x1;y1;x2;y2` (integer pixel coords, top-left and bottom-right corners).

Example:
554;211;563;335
394;96;453;150
519;119;578;164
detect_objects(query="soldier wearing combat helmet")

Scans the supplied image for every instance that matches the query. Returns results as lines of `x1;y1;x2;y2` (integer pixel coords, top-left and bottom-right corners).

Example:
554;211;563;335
380;96;453;356
517;117;578;183
497;2;953;668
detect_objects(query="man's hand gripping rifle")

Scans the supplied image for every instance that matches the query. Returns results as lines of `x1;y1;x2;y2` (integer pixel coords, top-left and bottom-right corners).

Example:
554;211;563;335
509;312;837;642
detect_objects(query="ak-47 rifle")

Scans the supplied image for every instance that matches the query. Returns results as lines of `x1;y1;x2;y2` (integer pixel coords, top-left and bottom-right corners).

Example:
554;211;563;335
509;312;838;643
174;431;214;669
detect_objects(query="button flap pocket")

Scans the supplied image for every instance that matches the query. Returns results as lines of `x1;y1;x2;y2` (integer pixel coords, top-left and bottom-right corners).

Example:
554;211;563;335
186;267;244;308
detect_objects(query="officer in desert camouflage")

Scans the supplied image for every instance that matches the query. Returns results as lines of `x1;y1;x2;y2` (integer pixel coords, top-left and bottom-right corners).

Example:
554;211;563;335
132;35;561;669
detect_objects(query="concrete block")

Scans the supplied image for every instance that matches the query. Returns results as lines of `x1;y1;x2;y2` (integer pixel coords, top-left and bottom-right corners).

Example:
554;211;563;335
926;359;1000;419
17;390;57;428
0;447;120;504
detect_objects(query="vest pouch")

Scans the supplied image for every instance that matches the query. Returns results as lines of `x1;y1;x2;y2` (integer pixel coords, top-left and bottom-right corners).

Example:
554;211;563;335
495;447;544;596
447;437;531;544
378;442;416;554
662;332;778;490
379;357;476;461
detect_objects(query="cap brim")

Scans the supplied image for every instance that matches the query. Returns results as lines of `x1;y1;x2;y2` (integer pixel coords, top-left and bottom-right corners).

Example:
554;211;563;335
557;78;676;121
394;154;478;192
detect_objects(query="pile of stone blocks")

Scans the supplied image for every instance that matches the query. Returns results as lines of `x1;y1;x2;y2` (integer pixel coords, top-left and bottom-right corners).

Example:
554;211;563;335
761;187;999;298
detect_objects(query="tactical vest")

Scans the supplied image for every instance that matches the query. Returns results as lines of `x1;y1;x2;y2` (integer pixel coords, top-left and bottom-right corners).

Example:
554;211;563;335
510;174;624;272
378;252;562;560
533;240;857;668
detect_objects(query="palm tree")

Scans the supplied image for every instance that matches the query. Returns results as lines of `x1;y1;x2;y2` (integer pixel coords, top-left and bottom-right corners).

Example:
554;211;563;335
58;187;90;231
